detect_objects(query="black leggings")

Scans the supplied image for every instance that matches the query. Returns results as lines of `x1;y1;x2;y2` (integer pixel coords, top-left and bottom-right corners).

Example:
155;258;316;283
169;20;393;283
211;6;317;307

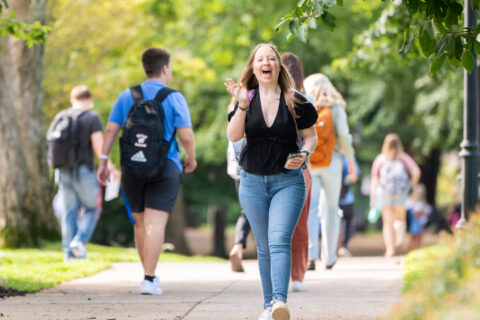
340;204;354;247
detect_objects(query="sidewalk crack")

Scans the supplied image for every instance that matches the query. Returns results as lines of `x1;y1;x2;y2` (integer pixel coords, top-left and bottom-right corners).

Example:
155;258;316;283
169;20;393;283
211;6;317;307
178;277;243;319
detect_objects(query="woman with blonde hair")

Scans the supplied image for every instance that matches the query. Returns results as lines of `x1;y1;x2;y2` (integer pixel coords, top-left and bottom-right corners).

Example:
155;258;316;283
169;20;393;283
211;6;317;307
370;133;421;257
303;73;356;270
226;43;318;320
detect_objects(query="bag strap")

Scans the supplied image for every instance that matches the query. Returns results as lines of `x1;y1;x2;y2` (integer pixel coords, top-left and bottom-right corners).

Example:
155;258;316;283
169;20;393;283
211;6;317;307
153;87;176;104
130;85;143;103
154;87;177;145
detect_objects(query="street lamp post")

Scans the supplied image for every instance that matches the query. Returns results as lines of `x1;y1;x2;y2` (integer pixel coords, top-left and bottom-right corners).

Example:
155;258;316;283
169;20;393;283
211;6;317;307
457;0;480;228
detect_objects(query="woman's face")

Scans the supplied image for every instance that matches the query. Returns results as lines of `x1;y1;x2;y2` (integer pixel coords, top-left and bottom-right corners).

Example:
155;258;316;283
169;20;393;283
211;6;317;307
252;46;280;86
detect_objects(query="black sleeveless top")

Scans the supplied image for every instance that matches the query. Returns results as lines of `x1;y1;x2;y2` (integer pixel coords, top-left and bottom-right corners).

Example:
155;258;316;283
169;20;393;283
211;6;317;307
228;90;317;175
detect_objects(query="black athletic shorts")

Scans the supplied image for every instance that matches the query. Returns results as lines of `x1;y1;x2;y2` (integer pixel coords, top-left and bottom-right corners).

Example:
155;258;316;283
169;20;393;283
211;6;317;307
121;159;182;213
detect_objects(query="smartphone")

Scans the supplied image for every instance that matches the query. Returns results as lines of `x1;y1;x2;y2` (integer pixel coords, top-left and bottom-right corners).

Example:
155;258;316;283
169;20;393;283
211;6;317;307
287;152;301;160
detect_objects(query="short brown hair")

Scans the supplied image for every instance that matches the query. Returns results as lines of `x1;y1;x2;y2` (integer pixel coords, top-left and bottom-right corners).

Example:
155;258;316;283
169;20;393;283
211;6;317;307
142;48;170;77
70;85;92;101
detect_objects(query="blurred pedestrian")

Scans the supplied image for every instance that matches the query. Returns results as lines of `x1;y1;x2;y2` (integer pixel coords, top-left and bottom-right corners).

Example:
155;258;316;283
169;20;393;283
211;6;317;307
370;133;420;257
227;97;250;272
406;183;432;251
281;52;313;292
304;73;357;270
337;153;360;257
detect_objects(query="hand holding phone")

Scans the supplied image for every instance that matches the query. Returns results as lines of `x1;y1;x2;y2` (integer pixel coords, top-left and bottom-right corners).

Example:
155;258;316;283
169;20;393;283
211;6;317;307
285;152;307;169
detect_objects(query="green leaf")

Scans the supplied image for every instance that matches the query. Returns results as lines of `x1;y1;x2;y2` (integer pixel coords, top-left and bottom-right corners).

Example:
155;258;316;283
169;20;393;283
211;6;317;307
289;20;300;37
286;32;294;42
406;0;420;14
298;23;308;43
461;50;475;73
454;36;463;60
295;6;303;17
475;41;480;56
298;0;306;7
320;11;336;32
404;31;415;54
435;35;447;56
313;2;323;15
434;19;448;34
275;19;289;32
430;54;446;74
447;56;460;68
337;0;343;6
419;24;436;57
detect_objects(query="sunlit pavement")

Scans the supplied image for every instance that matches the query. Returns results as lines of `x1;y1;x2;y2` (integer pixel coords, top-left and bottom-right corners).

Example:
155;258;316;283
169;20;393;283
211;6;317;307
0;256;402;320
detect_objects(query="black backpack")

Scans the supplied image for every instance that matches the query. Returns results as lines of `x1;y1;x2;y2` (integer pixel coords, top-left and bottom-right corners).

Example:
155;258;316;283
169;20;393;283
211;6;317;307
120;85;176;178
46;108;88;169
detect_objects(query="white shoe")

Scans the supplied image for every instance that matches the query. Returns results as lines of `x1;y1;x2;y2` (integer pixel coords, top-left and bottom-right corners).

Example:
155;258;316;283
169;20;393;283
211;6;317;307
272;301;290;320
69;240;86;258
258;308;273;320
140;279;163;295
291;280;306;292
338;247;352;257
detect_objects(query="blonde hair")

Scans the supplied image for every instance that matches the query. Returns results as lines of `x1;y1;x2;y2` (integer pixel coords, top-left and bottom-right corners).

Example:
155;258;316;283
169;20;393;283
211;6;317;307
303;73;346;109
381;133;405;160
239;43;299;118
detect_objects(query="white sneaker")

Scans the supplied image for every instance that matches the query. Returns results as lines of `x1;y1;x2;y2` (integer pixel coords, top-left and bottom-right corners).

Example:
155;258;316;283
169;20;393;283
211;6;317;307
140;279;163;295
338;247;352;257
272;301;290;320
258;308;273;320
69;240;86;258
291;280;306;292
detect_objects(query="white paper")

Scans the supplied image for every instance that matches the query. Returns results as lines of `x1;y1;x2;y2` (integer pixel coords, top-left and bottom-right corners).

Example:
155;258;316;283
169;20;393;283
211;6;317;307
104;175;120;201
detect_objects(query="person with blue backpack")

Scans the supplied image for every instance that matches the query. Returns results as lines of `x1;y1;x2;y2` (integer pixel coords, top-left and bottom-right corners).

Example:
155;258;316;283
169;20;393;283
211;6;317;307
97;47;197;295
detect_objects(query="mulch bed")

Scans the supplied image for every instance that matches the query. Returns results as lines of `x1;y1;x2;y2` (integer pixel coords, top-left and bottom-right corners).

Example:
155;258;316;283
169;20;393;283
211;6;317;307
0;285;27;298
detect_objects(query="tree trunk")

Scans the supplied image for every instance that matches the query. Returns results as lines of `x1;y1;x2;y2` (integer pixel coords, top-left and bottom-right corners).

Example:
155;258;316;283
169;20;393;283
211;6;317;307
165;187;191;255
0;0;58;247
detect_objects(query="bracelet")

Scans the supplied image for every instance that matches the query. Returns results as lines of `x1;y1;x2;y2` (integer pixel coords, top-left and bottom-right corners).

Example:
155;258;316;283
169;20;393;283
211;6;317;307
100;154;110;161
238;105;248;111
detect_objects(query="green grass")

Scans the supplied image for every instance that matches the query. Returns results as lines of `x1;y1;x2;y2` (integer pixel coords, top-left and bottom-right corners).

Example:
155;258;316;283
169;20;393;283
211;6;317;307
0;242;224;292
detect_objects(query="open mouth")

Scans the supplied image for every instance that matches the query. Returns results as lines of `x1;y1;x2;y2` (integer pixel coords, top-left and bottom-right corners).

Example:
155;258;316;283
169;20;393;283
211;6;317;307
262;68;272;76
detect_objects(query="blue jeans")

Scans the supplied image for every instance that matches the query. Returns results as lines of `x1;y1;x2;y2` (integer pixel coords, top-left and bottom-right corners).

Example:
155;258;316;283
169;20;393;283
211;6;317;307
239;169;305;308
56;166;99;259
307;152;342;266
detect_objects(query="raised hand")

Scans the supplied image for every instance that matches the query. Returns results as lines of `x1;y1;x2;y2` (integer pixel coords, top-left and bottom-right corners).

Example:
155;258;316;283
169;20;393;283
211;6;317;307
224;78;249;108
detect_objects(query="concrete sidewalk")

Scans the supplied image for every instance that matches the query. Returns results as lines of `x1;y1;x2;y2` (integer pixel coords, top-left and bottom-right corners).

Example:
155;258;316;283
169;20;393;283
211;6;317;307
0;256;402;320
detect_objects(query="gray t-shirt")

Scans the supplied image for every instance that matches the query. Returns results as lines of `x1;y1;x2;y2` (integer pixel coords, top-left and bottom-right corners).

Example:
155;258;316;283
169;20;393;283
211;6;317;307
76;109;103;171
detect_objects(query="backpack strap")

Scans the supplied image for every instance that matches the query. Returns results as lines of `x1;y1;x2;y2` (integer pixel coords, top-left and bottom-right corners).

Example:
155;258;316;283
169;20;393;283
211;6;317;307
130;85;143;103
154;87;177;145
153;87;176;103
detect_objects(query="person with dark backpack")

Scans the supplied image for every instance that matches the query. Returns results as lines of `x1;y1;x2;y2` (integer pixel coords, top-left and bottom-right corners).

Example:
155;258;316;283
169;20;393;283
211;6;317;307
97;47;197;296
47;85;117;262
